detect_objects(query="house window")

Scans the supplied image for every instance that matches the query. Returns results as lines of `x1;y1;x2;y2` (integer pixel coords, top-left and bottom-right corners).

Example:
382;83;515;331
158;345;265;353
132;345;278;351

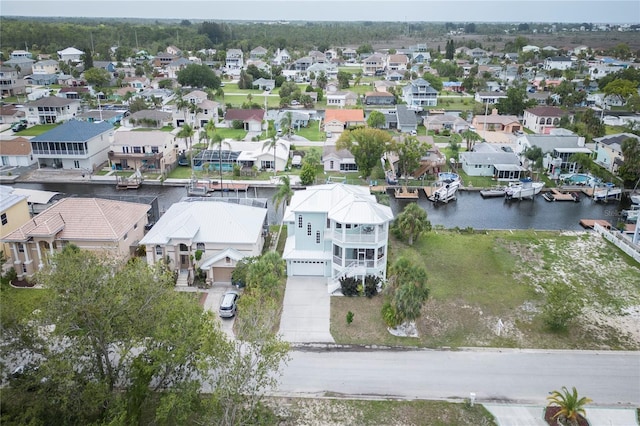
18;243;24;253
134;223;138;229
336;222;342;229
151;146;159;154
179;243;189;251
22;263;27;273
155;245;163;256
326;218;330;228
196;242;205;252
1;213;7;225
133;146;142;154
298;215;303;228
333;245;342;256
307;223;312;236
316;231;321;244
225;256;231;264
73;160;80;168
124;233;128;240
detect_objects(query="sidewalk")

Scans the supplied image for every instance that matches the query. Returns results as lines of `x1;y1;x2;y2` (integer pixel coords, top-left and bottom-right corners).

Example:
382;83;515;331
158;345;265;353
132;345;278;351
484;404;639;426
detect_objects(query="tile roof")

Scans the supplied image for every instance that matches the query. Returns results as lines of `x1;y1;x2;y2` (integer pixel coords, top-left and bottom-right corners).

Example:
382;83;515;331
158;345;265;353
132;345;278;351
31;120;113;143
324;109;365;123
140;201;267;246
0;137;32;156
3;198;149;242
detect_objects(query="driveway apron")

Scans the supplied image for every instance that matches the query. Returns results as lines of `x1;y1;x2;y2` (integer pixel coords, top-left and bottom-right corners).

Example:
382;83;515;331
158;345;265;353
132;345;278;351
279;277;334;343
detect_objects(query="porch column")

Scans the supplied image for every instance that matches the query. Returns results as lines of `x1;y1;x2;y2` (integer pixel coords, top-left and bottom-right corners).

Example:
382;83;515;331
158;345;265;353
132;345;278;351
11;242;20;261
22;242;31;263
35;242;43;269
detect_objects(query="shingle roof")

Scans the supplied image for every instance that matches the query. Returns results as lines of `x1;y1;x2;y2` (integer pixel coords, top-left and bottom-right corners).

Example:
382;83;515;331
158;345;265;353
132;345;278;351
139;201;267;246
525;106;565;117
0;137;32;156
128;110;172;121
26;97;79;107
396;105;417;127
594;133;640;148
31;120;113;143
3;198;149;242
225;109;265;122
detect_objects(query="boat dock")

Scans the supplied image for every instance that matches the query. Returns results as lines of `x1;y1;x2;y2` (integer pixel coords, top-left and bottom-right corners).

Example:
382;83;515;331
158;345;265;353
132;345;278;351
394;186;419;199
544;188;579;202
208;182;250;192
579;219;612;229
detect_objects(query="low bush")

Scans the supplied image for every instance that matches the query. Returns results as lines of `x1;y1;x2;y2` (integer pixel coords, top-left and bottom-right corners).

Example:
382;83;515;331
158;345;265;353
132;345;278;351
340;276;360;296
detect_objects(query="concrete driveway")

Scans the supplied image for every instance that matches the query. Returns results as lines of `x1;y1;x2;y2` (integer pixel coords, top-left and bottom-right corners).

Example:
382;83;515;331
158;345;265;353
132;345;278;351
202;283;238;340
484;404;639;426
279;277;334;343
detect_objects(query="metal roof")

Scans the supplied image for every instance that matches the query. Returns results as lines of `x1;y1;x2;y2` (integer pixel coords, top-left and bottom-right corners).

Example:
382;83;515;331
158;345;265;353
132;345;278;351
31;120;113;143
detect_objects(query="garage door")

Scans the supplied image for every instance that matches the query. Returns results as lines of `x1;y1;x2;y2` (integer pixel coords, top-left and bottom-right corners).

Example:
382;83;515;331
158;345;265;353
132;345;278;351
290;260;325;276
212;267;234;283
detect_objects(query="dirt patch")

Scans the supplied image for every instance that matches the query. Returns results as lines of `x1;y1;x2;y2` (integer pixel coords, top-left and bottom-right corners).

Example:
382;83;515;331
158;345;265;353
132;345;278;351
10;279;36;288
544;406;588;426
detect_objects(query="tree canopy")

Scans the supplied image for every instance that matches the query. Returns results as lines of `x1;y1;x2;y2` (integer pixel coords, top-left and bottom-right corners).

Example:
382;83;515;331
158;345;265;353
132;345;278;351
177;64;221;89
336;128;392;181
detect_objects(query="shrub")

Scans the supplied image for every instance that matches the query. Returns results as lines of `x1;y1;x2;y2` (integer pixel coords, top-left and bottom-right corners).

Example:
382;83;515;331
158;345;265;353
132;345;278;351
542;283;584;331
364;275;381;298
340;276;359;296
233;164;241;177
232;119;244;129
381;300;400;327
346;311;354;325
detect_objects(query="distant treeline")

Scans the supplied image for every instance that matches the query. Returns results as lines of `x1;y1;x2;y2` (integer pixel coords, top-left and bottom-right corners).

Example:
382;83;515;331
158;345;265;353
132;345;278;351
0;17;564;58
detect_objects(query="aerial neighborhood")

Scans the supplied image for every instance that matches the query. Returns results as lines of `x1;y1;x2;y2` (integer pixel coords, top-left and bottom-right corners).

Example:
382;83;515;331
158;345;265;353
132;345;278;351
0;17;639;425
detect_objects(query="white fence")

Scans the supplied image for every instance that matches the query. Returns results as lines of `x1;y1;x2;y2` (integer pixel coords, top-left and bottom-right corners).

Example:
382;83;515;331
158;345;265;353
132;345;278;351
593;223;640;263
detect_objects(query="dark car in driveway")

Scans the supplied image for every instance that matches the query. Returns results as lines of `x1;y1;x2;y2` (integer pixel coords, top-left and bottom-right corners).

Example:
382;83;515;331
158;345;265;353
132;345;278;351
11;120;27;132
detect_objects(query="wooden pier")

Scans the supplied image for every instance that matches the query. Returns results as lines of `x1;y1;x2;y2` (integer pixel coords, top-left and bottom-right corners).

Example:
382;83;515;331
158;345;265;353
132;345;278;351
579;219;612;229
208;182;250;192
545;188;579;202
394;186;419;199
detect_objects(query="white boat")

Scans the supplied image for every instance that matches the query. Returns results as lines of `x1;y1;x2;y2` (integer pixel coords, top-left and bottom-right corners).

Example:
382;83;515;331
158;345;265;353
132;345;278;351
504;179;544;200
429;180;460;203
630;193;640;205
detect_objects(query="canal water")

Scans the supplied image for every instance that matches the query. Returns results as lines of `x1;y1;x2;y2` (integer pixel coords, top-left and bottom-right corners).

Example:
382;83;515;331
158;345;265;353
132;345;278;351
12;182;625;231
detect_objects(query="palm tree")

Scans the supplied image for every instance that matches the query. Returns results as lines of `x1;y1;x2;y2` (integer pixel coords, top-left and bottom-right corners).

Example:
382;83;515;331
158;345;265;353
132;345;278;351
394;203;431;246
279;111;294;138
262;137;283;177
176;124;196;176
272;175;294;250
547;386;592;426
461;129;482;151
175;94;190;125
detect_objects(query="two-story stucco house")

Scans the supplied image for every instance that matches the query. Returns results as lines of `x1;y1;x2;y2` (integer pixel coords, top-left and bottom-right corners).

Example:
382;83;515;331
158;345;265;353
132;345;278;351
174;90;219;128
32;59;60;75
30;120;113;170
282;184;394;289
140;200;267;285
109;130;176;174
593;133;640;173
2;197;150;279
0;186;31;267
226;49;244;70
0;67;26;97
362;54;386;76
402;78;438;108
543;56;573;71
23;97;81;125
522;106;566;134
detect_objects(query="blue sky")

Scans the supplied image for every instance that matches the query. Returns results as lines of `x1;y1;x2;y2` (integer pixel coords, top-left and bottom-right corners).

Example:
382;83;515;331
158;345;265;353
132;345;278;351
2;0;639;23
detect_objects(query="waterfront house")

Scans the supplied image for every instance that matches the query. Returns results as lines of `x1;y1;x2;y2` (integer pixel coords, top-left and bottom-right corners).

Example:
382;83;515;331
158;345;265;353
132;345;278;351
139;200;267;285
326;90;358;108
0;186;30;270
0;67;26;97
124;110;173;129
474;91;507;105
396;105;418;134
593;133;640;174
516;130;590;174
364;91;395;106
424;114;470;133
322;145;357;172
282;184;393;283
0;137;37;167
2;197;150;279
109;130;177;174
460;142;526;181
174;90;219;128
30;120;113;170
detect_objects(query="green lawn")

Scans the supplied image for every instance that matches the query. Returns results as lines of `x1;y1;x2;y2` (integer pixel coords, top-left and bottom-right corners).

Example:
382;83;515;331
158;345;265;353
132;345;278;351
15;124;60;136
294;120;325;141
332;230;640;350
218;94;281;108
214;128;248;140
132;126;174;132
430;97;478;111
1;284;51;328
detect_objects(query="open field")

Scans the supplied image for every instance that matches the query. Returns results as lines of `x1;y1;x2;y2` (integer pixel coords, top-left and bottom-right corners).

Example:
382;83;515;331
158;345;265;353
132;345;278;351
332;230;640;350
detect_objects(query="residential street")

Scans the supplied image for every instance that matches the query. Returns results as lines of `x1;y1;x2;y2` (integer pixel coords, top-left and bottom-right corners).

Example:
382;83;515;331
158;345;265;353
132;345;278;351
275;348;640;406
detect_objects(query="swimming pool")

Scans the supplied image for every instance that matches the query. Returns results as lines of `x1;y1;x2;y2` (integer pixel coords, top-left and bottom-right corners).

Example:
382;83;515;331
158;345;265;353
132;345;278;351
560;173;599;185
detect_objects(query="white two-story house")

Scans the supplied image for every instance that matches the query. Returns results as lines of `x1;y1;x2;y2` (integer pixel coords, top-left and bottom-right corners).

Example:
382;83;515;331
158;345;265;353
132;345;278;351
402;78;438;108
23;97;81;125
30;120;113;170
282;184;394;286
225;49;244;72
174;90;219;128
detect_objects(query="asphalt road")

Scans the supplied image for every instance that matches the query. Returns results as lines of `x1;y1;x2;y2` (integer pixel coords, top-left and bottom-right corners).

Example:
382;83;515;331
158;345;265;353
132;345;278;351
275;348;640;406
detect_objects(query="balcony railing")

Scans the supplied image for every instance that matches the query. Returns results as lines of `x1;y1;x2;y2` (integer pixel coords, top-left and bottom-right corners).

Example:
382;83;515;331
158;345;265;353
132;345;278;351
109;151;163;160
32;149;86;156
326;230;387;244
332;256;386;269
